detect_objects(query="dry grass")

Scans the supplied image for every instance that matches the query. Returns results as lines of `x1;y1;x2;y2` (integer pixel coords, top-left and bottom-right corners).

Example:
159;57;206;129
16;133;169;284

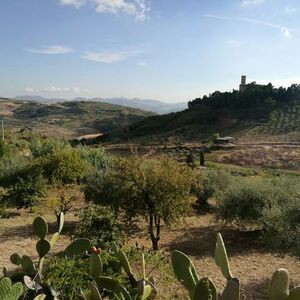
1;209;300;299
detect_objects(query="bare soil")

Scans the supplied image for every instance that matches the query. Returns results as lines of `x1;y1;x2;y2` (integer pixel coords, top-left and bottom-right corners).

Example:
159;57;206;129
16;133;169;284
1;210;300;299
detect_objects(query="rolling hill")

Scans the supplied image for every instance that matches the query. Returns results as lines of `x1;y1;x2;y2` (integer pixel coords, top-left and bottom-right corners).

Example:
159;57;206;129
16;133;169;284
14;96;187;114
0;98;155;138
123;84;300;143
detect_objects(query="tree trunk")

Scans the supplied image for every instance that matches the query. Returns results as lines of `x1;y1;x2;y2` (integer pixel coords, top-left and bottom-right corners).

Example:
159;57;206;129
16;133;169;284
148;214;160;251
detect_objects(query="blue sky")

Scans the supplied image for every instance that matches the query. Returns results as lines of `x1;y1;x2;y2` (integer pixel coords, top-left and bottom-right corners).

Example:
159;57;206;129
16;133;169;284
1;0;300;103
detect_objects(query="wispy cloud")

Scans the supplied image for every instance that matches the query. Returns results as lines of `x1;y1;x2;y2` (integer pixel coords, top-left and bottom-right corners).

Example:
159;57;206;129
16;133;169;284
81;49;143;63
27;45;74;54
25;86;82;93
58;0;150;21
285;6;296;14
204;14;298;38
241;0;265;6
59;0;87;9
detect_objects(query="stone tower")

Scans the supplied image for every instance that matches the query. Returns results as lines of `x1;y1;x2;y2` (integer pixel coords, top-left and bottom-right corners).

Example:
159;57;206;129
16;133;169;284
239;75;246;92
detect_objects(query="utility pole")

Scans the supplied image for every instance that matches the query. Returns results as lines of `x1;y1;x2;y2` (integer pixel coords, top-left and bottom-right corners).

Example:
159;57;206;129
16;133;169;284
1;120;4;142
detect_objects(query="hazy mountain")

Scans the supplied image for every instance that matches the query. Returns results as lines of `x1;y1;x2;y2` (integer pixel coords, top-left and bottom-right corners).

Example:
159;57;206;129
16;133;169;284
14;96;187;114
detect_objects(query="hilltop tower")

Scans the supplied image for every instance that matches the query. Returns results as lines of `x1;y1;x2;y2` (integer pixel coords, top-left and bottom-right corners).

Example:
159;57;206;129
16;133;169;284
239;75;246;92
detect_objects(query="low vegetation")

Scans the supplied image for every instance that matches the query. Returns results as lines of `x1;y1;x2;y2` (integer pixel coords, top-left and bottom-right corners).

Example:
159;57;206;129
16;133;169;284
0;135;300;299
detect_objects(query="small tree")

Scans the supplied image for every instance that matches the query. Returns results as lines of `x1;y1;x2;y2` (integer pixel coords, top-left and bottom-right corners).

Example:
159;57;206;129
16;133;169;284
119;157;192;250
46;186;83;225
5;175;46;212
43;149;88;184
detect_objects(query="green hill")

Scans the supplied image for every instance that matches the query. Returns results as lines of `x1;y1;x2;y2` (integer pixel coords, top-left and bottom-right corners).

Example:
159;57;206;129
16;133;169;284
124;84;300;142
0;98;155;138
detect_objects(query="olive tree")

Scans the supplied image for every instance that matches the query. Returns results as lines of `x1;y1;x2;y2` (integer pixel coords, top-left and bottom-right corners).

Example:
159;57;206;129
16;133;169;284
85;156;193;250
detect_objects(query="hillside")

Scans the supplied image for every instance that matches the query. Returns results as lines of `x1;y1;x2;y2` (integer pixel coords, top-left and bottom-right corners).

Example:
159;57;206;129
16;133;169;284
0;98;154;138
14;95;187;114
124;84;300;142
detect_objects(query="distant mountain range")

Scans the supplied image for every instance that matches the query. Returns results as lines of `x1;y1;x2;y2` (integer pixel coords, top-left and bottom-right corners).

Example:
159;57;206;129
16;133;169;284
14;96;187;114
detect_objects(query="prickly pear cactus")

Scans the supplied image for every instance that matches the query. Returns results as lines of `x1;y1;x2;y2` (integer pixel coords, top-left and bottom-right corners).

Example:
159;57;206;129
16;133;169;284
89;253;103;280
64;238;91;257
214;233;232;280
221;278;240;300
171;250;199;298
33;216;48;239
0;277;23;300
267;268;289;300
192;277;217;300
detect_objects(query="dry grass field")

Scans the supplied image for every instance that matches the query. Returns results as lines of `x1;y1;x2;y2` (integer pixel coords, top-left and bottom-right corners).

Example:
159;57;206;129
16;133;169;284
1;208;300;299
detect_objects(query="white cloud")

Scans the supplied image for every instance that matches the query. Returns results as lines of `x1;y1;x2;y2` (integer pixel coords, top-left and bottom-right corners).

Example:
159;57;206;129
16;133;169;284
28;45;74;54
59;0;87;9
58;0;150;21
241;0;265;6
285;7;296;14
281;27;291;38
25;86;82;93
81;49;142;63
205;14;299;38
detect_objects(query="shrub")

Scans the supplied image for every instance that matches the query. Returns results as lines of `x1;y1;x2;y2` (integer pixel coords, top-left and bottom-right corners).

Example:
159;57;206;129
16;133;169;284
217;177;273;225
29;137;70;158
44;257;91;300
42;149;88;184
4;175;46;211
84;168;129;216
77;146;112;171
192;168;231;206
74;205;123;249
0;154;32;187
261;177;300;251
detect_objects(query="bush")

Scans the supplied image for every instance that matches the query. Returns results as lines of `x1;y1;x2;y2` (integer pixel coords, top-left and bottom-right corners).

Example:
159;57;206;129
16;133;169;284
29;137;70;158
217;177;273;225
192;168;231;206
4;175;46;211
42;149;88;184
78;146;112;171
0;155;32;187
260;177;300;251
44;257;91;300
74;205;123;249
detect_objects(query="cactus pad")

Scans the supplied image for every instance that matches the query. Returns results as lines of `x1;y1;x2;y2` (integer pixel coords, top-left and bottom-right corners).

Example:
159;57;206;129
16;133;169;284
64;238;91;257
214;233;233;280
192;277;217;300
171;250;199;298
0;277;23;300
33;216;48;240
10;253;21;266
89;253;103;279
267;268;289;300
36;239;51;258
